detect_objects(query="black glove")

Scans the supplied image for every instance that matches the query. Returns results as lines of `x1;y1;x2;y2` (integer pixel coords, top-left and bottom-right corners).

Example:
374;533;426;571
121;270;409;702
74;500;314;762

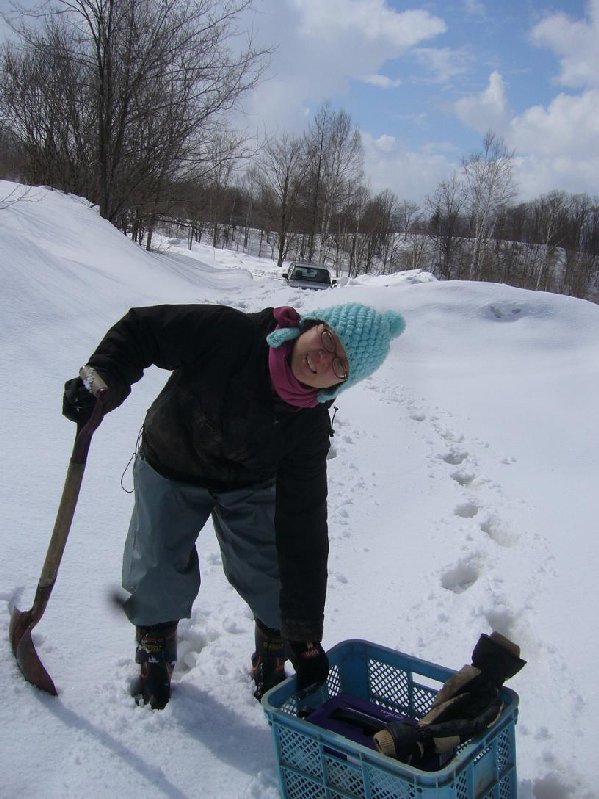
287;641;329;692
62;377;97;425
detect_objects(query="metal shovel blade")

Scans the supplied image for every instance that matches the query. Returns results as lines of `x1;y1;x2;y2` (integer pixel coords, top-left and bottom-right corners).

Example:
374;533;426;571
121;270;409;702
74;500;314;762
9;605;58;695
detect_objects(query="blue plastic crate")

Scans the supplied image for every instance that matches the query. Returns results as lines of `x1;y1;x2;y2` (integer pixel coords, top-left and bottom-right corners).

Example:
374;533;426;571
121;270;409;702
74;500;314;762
262;639;519;799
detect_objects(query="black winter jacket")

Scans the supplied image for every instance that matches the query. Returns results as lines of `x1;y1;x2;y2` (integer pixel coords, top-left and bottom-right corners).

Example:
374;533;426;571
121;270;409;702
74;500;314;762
87;304;331;641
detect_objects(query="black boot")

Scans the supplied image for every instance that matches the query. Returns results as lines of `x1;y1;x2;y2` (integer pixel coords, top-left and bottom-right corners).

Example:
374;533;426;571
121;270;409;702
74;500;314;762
251;619;286;701
132;621;178;710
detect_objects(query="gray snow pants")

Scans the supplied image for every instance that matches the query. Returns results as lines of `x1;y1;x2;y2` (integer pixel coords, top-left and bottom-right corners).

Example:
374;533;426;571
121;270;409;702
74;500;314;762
121;453;281;630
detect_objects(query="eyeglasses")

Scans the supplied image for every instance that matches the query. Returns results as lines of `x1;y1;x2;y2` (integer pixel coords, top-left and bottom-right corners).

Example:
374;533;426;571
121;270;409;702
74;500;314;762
321;327;349;381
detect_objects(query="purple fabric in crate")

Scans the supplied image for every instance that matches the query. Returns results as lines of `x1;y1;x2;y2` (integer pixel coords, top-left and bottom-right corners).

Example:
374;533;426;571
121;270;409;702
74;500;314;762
306;693;410;750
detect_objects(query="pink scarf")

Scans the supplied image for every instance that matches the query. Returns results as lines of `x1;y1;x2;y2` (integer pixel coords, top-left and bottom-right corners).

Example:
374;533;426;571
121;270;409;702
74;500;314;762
268;307;319;408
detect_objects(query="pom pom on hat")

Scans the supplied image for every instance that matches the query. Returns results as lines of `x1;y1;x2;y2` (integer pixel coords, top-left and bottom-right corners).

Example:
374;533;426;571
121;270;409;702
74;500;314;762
266;306;302;348
302;302;406;402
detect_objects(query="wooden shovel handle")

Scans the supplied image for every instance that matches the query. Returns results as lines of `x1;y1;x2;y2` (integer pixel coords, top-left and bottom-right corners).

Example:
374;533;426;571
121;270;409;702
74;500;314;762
37;390;107;593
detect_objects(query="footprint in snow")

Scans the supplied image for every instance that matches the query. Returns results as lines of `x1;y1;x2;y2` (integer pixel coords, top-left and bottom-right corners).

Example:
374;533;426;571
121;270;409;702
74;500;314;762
441;558;480;593
441;449;468;466
437;426;464;443
451;469;476;487
480;514;519;547
483;301;525;322
454;501;480;519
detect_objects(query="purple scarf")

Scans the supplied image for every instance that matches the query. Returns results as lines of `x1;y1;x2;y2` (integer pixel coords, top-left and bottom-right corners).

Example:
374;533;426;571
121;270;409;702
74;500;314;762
268;307;319;408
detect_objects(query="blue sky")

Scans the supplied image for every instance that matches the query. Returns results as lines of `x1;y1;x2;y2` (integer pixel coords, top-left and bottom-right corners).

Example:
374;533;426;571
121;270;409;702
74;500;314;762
1;0;598;204
240;0;599;203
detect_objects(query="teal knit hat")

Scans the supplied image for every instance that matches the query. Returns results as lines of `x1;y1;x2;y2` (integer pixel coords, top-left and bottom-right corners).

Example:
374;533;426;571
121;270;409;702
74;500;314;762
267;302;406;402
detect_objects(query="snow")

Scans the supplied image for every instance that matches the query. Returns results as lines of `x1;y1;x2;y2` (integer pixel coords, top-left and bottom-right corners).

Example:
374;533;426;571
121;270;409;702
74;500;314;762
1;181;598;799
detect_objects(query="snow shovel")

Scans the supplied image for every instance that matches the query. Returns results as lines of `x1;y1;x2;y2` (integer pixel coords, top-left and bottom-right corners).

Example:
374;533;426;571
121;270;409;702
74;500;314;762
9;367;108;695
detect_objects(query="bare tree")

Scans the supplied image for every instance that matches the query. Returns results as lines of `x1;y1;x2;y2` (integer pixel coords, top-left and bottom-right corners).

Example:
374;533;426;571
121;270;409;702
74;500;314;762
527;191;569;290
561;193;599;297
397;200;421;241
1;0;267;228
369;189;398;273
1;18;96;195
250;132;305;266
317;108;363;262
300;102;363;263
343;185;370;278
202;130;246;249
426;172;465;279
462;131;516;280
0;115;25;180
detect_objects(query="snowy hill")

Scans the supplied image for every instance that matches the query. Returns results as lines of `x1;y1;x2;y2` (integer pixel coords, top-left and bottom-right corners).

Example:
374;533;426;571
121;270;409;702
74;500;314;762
1;182;598;799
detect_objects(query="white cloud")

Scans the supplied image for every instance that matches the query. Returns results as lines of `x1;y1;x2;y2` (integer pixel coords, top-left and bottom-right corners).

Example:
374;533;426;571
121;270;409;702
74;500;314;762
531;0;599;89
361;131;455;204
411;47;471;85
292;0;446;48
508;89;599;198
462;0;486;16
446;5;599;200
453;70;512;134
360;74;402;89
239;0;447;136
452;65;599;200
371;133;396;152
510;89;599;156
513;152;599;200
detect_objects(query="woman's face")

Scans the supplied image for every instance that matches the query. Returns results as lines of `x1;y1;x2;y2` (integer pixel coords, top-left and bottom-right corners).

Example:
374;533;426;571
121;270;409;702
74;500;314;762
290;323;349;389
